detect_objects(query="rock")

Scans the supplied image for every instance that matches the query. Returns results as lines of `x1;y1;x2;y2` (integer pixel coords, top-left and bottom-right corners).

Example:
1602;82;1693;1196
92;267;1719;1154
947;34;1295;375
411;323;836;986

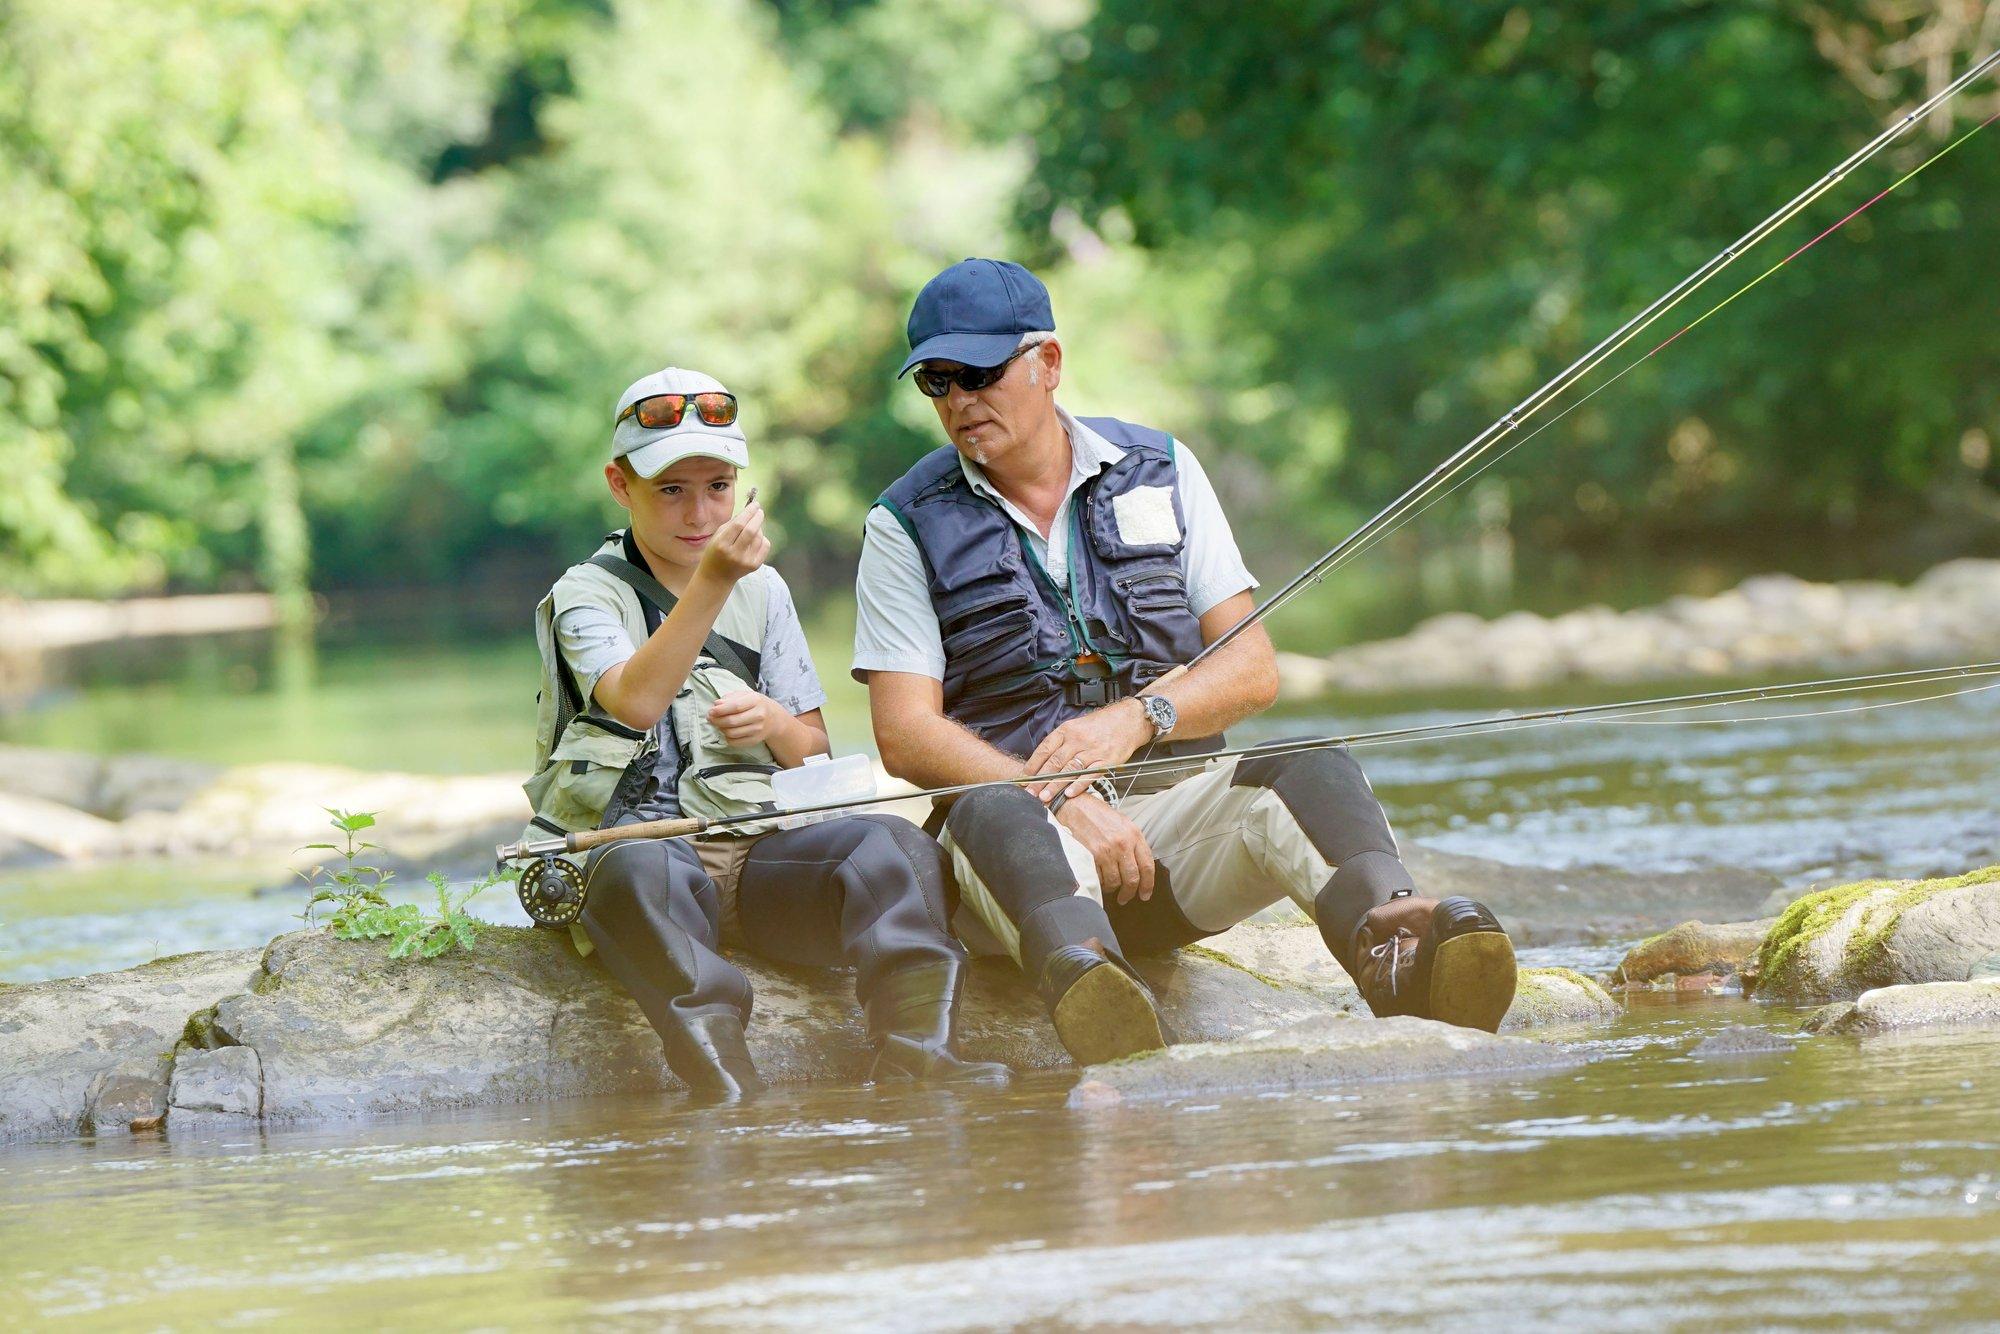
1501;968;1622;1030
1803;980;2000;1037
168;1046;263;1125
1614;918;1774;987
0;745;217;820
0;948;263;1142
0;789;122;860
118;763;529;859
1286;559;2000;697
1750;866;2000;1005
146;927;1343;1128
1688;1024;1796;1058
3;919;1630;1139
1188;919;1363;1009
1064;1013;1586;1105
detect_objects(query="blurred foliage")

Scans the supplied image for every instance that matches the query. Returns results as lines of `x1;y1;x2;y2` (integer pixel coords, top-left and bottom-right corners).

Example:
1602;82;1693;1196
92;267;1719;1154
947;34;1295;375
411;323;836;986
2;0;1995;605
1026;1;2000;551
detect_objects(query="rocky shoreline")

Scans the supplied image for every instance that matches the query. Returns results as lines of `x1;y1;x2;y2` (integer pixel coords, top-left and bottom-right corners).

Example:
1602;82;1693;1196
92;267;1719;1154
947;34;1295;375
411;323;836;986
1;918;1619;1144
7;863;1997;1144
1277;559;2000;696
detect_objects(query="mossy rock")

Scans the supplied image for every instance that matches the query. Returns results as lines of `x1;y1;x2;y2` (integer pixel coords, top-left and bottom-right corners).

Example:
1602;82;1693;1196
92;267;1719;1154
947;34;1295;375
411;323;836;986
1613;917;1773;986
1501;967;1622;1030
1751;866;2000;1005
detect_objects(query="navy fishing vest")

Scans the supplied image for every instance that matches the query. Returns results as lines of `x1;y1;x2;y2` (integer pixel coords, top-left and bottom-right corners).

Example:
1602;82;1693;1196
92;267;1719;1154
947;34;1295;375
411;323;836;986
876;417;1225;780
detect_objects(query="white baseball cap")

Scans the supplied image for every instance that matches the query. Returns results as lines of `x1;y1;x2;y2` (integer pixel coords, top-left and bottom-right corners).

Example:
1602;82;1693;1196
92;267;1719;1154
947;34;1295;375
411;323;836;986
611;366;749;478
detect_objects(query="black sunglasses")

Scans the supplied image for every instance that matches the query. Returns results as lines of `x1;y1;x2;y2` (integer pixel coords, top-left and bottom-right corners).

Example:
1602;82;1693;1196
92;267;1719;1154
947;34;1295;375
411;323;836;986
617;391;738;431
912;345;1035;399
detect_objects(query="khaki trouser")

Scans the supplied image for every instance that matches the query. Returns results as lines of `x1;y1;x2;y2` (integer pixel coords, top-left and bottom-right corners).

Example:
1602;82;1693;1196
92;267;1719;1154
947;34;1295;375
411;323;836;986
939;745;1417;981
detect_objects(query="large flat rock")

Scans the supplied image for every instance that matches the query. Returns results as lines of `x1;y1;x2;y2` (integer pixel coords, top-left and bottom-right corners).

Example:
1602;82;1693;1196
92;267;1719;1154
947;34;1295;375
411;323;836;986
1068;1012;1587;1105
162;926;1332;1127
0;948;263;1141
6;918;1622;1141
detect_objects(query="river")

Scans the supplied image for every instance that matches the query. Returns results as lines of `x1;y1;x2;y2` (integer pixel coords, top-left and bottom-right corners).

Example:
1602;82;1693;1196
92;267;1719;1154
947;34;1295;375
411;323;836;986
4;632;1999;1326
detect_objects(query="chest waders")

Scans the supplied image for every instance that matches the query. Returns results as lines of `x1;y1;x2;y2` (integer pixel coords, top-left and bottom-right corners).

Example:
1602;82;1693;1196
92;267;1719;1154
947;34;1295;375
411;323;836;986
517;532;773;927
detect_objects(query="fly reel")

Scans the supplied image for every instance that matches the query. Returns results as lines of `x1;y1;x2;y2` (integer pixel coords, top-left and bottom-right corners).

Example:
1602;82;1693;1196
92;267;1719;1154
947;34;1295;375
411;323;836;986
518;856;587;927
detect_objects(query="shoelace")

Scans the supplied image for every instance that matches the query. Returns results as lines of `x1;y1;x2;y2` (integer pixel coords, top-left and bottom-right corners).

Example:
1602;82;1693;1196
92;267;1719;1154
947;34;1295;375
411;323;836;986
1368;928;1418;997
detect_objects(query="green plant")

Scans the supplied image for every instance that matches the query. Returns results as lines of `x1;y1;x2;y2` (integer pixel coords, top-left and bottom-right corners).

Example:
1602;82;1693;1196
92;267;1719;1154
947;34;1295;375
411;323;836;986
299;809;502;959
333;870;505;959
300;808;395;931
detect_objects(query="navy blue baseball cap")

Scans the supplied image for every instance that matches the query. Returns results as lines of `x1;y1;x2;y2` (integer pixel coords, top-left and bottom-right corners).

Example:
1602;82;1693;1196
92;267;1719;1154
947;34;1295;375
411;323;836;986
897;258;1055;377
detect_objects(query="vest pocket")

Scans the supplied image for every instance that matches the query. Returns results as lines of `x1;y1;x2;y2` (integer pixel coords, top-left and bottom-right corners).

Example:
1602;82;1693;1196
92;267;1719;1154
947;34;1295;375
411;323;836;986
529;716;654;832
942;605;1038;687
1116;569;1191;611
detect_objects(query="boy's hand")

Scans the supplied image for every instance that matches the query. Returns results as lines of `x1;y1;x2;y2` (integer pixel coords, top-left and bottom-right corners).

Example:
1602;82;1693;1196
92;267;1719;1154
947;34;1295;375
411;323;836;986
707;690;785;746
696;498;768;585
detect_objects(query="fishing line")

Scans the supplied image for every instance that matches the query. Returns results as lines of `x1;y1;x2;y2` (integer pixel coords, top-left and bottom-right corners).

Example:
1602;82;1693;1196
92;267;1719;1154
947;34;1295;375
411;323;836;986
499;660;2000;870
1596;678;2000;727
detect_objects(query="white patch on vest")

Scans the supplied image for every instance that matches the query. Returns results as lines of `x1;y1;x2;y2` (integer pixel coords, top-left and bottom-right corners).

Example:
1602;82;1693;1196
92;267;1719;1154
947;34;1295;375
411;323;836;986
1112;485;1180;547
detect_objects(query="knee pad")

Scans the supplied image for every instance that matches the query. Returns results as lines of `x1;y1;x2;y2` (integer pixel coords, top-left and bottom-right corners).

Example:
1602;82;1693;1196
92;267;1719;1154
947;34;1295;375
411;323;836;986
944;784;1079;919
1232;742;1398;867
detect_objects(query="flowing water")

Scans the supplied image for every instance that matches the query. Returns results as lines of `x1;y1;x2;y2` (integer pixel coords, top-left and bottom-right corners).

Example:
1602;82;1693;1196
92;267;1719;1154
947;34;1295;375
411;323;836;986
6;1001;1999;1328
4;635;2000;1326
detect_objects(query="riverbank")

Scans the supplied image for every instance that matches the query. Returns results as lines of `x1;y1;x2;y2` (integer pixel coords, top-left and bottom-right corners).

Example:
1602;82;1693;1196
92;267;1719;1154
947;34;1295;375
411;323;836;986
7;865;1994;1144
1278;559;2000;696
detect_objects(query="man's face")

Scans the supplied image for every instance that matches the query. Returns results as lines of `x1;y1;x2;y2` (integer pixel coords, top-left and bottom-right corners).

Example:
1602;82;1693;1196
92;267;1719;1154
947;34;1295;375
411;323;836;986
606;456;739;569
925;340;1061;468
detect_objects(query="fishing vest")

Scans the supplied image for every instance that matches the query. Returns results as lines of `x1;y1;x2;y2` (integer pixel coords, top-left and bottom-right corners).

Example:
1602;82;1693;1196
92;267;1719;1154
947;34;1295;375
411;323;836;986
522;531;779;843
875;417;1224;787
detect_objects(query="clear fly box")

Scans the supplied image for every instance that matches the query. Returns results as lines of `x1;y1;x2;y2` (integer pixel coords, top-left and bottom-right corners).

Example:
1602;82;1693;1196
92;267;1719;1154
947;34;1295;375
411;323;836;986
770;753;877;827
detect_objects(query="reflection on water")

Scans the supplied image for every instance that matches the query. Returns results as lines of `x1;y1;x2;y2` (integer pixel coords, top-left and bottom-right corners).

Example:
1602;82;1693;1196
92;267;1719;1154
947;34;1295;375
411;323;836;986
7;1001;1998;1327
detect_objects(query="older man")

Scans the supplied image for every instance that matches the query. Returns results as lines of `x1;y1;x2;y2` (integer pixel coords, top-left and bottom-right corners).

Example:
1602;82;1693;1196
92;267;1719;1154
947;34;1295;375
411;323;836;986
853;258;1518;1065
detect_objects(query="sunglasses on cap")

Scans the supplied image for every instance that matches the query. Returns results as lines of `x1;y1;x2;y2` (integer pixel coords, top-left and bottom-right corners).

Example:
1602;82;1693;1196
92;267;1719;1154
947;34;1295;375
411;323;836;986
616;391;739;431
911;345;1035;399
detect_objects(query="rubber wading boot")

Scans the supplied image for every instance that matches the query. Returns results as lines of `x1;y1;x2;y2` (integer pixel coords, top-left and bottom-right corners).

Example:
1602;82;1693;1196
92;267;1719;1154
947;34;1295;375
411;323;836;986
1340;890;1517;1033
864;961;1012;1086
665;1009;766;1102
1038;940;1167;1067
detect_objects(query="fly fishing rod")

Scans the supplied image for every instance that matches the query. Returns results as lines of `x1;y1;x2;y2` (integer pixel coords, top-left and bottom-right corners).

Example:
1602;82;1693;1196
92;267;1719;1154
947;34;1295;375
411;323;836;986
500;658;2000;922
1187;48;2000;667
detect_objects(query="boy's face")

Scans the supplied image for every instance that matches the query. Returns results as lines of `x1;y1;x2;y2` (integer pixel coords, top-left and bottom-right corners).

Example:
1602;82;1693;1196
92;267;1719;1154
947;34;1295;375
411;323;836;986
606;455;739;569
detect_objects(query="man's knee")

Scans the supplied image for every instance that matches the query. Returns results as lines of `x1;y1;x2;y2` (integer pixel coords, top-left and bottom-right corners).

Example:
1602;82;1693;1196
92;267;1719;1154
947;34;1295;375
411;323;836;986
944;783;1078;916
945;782;1046;847
1232;743;1397;861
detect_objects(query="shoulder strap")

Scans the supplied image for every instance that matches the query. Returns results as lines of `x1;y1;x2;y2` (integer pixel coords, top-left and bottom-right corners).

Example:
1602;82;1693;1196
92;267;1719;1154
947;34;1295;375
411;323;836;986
588;551;760;686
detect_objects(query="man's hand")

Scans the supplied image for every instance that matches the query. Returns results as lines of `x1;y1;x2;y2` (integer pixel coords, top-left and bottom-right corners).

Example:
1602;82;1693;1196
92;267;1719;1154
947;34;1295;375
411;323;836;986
695;499;769;585
707;690;783;746
1024;698;1152;801
1055;792;1156;904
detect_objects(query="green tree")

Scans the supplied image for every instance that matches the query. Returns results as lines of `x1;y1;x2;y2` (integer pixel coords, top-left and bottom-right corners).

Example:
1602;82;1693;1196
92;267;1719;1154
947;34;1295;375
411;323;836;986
1025;2;2000;553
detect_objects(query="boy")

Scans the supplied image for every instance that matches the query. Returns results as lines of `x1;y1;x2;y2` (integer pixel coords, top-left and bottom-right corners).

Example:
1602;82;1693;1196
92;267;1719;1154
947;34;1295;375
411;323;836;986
524;366;1007;1097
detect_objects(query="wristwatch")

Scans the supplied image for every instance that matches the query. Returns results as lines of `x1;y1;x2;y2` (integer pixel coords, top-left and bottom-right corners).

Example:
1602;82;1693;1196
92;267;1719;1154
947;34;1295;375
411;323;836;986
1138;693;1178;741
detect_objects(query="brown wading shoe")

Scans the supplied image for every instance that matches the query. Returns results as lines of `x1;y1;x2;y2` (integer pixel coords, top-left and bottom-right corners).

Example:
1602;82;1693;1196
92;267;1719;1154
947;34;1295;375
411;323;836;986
1341;890;1517;1032
1038;939;1167;1066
